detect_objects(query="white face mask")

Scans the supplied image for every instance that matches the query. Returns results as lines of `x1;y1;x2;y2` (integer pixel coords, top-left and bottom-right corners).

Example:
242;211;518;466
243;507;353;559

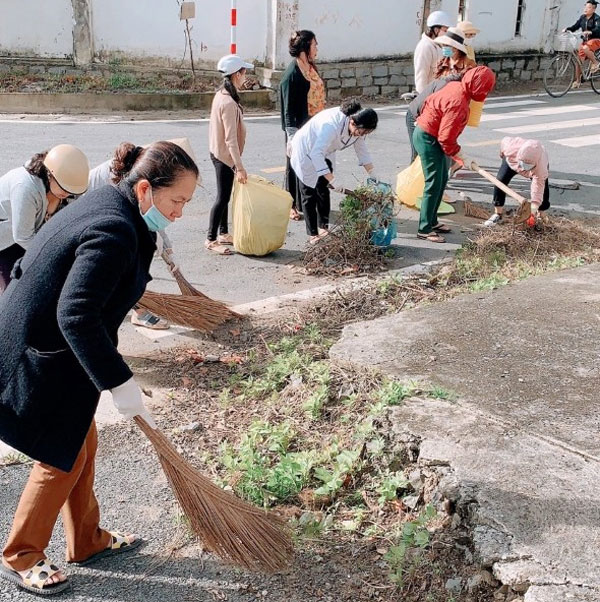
518;160;535;171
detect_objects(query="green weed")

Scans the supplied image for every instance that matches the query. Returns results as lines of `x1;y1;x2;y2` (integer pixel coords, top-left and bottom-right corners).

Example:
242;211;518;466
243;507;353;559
377;472;409;505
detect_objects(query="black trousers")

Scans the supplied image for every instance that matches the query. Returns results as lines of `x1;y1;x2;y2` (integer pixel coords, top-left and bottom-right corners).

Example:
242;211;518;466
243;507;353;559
207;153;235;241
0;243;25;293
284;135;302;213
298;159;332;236
493;158;550;211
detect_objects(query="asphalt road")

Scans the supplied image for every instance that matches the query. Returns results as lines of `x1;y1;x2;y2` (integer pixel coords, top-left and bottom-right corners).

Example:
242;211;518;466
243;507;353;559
0;88;598;305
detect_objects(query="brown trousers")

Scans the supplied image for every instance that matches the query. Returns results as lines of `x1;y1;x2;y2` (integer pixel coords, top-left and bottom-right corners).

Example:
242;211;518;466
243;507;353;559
2;421;111;571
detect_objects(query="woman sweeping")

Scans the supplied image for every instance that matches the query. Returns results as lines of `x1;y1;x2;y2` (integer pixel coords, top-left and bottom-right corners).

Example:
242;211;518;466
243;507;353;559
0;141;198;595
205;54;253;255
414;66;496;242
290;99;379;244
0;144;89;292
280;29;326;221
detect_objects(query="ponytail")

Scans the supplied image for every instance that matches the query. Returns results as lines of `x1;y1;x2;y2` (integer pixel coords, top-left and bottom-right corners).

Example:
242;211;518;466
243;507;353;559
340;98;362;116
110;142;145;184
341;98;379;132
24;151;51;193
221;75;243;111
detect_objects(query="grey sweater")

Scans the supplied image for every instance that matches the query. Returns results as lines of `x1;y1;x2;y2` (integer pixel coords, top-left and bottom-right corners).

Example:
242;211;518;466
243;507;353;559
0;167;47;252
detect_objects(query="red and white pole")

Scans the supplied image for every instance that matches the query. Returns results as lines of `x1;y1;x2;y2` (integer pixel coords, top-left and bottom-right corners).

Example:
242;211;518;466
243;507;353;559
230;0;237;54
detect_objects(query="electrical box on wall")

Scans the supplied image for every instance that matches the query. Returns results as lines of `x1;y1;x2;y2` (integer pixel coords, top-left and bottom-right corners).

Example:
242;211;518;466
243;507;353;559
180;2;196;20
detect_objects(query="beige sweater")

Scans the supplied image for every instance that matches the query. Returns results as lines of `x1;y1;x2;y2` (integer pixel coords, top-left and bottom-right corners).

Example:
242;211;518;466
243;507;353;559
209;89;246;170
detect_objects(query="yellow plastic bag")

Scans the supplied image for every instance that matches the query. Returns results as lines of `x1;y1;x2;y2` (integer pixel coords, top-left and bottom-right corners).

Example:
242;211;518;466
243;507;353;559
396;157;425;208
232;175;292;256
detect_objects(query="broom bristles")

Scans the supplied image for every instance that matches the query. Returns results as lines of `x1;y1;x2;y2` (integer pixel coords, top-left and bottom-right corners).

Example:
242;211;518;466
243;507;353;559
138;290;239;332
134;417;294;572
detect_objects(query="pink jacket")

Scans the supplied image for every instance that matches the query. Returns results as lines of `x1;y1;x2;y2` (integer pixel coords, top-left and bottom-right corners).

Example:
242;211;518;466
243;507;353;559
500;137;549;207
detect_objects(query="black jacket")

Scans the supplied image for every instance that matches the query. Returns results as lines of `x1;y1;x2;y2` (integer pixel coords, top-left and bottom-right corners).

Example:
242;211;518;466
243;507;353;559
279;60;311;135
0;183;155;472
567;13;600;39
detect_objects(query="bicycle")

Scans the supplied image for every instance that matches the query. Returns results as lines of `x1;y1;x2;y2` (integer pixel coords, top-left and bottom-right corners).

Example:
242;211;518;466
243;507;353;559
543;31;600;97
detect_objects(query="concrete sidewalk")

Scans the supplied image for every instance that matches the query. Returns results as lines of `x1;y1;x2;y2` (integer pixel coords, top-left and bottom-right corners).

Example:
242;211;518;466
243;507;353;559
330;264;600;602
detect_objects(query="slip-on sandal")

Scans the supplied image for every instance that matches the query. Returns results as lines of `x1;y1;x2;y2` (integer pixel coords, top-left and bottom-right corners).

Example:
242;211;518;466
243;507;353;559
0;558;70;596
69;532;143;567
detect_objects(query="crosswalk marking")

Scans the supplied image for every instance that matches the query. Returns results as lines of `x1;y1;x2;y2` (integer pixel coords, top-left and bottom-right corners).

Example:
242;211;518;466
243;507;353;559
482;104;599;122
495;116;600;134
551;134;600;148
484;99;547;109
463;138;503;147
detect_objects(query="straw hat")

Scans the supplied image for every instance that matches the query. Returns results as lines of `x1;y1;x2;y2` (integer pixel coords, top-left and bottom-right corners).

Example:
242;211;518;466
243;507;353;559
457;21;480;36
435;27;468;54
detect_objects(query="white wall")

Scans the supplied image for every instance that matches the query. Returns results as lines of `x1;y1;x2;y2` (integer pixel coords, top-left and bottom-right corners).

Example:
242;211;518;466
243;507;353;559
91;0;267;66
0;0;73;58
0;0;591;65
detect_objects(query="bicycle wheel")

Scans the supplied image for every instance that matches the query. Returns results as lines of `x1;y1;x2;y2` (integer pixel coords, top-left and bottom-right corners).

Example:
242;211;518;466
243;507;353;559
591;50;600;94
544;54;575;97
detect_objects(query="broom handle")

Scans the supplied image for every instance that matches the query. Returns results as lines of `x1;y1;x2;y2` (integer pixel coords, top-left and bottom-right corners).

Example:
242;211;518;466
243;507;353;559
468;161;528;206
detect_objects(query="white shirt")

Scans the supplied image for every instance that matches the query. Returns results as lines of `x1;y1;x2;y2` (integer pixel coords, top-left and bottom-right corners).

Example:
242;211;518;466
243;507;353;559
414;34;441;94
0;167;48;252
290;107;373;189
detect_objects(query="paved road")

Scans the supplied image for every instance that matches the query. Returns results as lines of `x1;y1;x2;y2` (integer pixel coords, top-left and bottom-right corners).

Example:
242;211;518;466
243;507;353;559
0;89;598;306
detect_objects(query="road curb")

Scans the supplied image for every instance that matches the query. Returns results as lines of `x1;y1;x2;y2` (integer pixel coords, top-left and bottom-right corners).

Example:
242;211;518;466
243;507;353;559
0;89;275;114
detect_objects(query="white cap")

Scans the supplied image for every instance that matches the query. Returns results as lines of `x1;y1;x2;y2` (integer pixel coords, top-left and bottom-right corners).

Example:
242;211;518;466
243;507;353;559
427;10;453;28
217;54;254;76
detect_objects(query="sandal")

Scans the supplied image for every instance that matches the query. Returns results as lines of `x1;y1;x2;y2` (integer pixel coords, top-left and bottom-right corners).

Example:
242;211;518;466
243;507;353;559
0;558;70;595
205;240;233;255
131;311;170;330
417;231;446;243
432;223;452;233
69;531;143;567
217;233;234;245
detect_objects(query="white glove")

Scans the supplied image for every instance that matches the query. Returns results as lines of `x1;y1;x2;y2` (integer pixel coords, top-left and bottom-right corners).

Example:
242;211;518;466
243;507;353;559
162;248;179;272
286;140;293;158
111;377;156;428
329;177;347;194
530;202;540;216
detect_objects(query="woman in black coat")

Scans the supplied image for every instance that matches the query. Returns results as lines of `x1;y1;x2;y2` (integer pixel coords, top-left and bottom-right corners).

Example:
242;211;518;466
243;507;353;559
0;141;198;595
279;29;325;221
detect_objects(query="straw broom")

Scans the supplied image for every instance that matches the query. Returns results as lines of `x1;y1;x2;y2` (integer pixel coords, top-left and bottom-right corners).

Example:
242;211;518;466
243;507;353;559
137;253;239;331
134;416;294;572
137;290;238;332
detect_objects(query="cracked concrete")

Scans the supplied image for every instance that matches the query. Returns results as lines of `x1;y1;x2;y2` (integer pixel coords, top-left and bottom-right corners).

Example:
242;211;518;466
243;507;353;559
331;264;600;601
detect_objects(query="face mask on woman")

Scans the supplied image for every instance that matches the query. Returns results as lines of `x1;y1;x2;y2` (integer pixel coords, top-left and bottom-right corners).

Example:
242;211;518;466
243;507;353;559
442;46;454;58
140;187;172;232
518;161;535;172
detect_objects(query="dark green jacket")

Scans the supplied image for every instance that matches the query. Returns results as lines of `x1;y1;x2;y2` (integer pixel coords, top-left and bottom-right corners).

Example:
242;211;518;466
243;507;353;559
279;60;311;135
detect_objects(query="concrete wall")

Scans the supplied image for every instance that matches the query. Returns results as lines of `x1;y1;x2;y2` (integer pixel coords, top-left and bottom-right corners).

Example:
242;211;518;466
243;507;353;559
0;0;73;58
91;0;267;67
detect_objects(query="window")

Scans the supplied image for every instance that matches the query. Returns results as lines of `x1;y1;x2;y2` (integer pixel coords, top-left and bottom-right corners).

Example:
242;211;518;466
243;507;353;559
515;0;525;37
458;0;467;21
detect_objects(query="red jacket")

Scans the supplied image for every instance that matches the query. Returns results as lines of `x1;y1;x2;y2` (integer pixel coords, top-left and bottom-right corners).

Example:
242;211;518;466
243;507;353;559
416;66;496;157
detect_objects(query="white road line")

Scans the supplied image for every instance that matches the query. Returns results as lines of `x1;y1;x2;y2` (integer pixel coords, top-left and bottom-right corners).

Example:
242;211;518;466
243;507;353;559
482;104;600;122
484;99;547;109
552;133;600;147
495;116;600;134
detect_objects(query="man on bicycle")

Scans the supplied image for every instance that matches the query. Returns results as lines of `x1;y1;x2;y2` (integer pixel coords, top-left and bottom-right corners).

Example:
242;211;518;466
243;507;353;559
563;0;600;87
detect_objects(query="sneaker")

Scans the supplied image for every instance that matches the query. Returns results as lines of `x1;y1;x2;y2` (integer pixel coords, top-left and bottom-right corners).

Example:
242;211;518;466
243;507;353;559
484;213;503;227
572;80;581;89
131;311;170;330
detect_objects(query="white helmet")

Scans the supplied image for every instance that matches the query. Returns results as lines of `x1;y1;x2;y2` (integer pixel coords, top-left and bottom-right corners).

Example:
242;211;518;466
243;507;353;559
427;10;453;29
43;144;90;195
